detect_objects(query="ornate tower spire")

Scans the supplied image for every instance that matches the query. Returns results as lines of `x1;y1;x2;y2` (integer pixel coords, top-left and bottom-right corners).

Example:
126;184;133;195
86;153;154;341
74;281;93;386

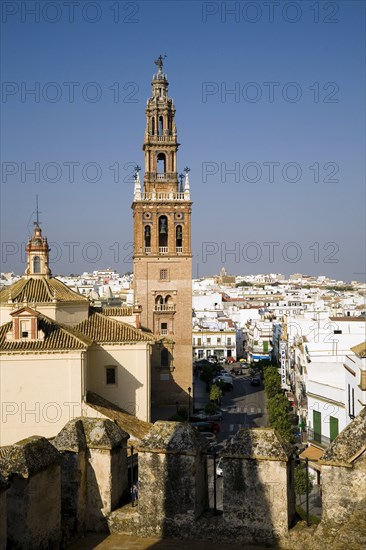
143;55;179;195
25;198;51;278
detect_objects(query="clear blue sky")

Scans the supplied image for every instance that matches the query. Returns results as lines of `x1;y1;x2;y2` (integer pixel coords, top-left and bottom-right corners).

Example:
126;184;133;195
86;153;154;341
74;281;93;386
1;0;365;281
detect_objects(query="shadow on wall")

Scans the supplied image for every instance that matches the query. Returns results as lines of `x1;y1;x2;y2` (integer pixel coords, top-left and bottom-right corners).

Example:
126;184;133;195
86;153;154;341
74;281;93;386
88;346;144;417
136;421;295;546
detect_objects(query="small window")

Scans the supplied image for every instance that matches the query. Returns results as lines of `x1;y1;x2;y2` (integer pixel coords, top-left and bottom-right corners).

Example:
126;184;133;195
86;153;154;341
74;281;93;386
160;269;168;280
161;322;168;335
207;338;211;345
106;367;116;385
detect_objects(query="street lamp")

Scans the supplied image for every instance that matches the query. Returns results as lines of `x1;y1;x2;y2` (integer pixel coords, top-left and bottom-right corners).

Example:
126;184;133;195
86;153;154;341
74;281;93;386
188;387;191;417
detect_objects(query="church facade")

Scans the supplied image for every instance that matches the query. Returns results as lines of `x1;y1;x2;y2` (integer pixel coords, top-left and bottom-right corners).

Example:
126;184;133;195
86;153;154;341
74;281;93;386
132;57;193;406
0;221;154;446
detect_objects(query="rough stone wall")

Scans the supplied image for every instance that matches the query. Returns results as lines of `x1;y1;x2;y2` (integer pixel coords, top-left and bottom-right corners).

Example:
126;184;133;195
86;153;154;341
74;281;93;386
7;464;61;549
58;450;88;546
139;452;198;536
322;450;366;525
223;458;291;540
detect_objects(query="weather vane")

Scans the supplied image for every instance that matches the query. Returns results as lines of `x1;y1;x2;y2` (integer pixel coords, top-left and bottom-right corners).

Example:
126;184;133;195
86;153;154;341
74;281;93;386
184;166;190;174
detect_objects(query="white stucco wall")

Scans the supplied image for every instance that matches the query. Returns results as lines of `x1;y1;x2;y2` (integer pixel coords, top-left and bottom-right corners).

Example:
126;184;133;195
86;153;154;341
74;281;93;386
86;343;151;422
0;352;84;445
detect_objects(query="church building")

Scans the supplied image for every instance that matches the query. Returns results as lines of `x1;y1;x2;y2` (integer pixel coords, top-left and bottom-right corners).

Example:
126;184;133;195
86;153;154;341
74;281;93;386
0;219;155;445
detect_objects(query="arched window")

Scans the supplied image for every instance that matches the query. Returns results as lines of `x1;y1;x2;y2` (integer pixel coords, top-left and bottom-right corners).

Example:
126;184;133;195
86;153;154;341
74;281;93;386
151;117;155;135
159;216;168;247
158;116;164;136
144;225;151;248
33;256;41;273
155;295;164;306
157;153;166;174
176;225;183;250
161;348;169;367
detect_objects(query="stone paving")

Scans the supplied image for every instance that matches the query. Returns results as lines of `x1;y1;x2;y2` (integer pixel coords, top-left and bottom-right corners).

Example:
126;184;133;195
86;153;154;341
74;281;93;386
68;533;267;549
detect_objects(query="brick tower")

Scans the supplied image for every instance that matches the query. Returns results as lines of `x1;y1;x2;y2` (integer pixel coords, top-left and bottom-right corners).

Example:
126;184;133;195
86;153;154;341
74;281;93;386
132;56;192;408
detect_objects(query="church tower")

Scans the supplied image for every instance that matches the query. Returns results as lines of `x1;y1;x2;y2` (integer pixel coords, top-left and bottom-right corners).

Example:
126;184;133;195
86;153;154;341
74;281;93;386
25;203;51;278
132;57;192;407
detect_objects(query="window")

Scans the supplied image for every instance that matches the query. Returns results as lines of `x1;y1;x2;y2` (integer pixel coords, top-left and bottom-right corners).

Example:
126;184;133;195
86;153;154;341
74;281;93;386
348;384;355;417
159;216;168;248
207;337;211;345
144;225;151;248
227;337;231;345
254;340;258;346
313;410;321;443
329;416;339;441
263;341;269;352
20;319;31;339
217;338;221;344
197;338;202;346
33;256;41;273
160;269;168;280
161;322;168;335
157;153;166;173
176;225;183;250
106;367;116;385
161;348;169;367
158;116;164;136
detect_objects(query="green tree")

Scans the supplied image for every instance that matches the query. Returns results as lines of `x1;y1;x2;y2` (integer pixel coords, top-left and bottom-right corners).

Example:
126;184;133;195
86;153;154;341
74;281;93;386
264;367;282;398
294;464;314;504
209;383;222;404
200;364;215;384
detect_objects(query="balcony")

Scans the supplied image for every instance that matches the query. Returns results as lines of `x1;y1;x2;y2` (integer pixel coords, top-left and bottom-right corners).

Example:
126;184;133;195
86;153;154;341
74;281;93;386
176;247;183;254
139;191;187;201
154;304;176;312
145;247;151;254
306;428;331;449
145;172;177;183
160;329;168;335
159;247;169;254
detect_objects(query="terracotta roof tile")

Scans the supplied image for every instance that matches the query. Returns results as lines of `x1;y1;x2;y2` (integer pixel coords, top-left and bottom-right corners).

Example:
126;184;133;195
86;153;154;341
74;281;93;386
0;313;92;352
101;306;134;317
75;310;153;344
0;277;89;304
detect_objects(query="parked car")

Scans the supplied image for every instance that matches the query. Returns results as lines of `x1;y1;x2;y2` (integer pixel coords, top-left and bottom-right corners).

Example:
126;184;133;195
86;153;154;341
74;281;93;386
191;421;219;433
206;411;223;421
230;365;245;376
216;457;223;477
250;376;261;386
190;412;208;421
225;357;235;364
212;377;234;391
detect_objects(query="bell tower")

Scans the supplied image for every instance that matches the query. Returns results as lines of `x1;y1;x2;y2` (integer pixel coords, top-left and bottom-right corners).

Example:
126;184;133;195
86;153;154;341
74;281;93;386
132;56;192;407
25;198;51;278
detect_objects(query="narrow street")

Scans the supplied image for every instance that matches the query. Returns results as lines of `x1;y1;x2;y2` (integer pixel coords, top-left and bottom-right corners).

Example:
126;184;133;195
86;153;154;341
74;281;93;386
201;363;268;511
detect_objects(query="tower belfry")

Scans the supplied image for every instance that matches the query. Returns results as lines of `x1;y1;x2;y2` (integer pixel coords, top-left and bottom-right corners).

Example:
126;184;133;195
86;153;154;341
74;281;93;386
132;57;193;406
25;197;51;278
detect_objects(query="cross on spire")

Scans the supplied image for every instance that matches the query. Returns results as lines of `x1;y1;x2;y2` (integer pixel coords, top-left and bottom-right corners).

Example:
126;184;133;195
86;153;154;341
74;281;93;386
34;195;41;227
